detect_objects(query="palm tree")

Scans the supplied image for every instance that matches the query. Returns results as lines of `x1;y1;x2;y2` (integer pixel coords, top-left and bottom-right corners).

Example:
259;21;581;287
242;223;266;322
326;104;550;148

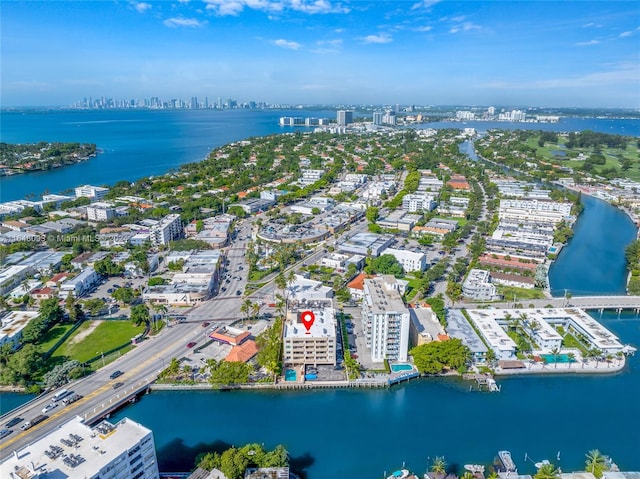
585;449;607;479
152;303;168;328
240;299;252;324
251;301;260;321
534;462;560;479
430;456;447;479
461;472;474;479
567;352;576;369
551;347;561;368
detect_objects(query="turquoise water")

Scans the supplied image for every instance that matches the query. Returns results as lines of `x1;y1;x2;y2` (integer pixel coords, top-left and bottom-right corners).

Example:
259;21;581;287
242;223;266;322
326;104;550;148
391;364;414;372
285;369;297;382
549;194;636;296
548;246;558;253
540;354;576;364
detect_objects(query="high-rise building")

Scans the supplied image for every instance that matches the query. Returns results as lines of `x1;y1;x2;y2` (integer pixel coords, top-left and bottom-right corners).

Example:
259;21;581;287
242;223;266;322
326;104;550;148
336;110;353;126
372;111;384;125
361;276;410;362
150;214;183;246
283;302;337;367
0;416;159;479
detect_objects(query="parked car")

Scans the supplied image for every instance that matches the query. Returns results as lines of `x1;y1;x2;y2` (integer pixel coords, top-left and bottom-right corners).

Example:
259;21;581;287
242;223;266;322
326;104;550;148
236;290;242;296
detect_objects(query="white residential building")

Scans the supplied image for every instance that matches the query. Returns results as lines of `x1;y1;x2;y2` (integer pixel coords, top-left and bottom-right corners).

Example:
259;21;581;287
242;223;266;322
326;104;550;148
0;311;40;350
0;416;159;479
59;267;100;298
86;202;129;222
75;184;109;200
283;303;337;366
150;214;182;246
462;269;497;301
499;199;573;224
402;193;436;213
299;169;325;185
381;247;427;272
362;276;410;362
464;310;517;360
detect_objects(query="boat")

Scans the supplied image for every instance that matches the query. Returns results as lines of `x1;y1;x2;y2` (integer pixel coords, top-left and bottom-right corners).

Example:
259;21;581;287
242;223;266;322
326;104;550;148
387;470;411;479
498;451;517;473
464;465;485;474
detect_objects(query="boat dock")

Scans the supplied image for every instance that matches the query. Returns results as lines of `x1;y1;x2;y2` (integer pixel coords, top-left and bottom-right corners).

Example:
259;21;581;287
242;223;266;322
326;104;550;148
463;373;501;392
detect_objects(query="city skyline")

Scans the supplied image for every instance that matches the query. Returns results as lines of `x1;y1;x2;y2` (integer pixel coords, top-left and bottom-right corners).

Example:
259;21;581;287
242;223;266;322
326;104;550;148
1;0;639;108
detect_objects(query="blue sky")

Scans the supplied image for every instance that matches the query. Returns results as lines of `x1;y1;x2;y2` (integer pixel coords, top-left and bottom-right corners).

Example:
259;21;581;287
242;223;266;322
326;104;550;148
2;0;639;107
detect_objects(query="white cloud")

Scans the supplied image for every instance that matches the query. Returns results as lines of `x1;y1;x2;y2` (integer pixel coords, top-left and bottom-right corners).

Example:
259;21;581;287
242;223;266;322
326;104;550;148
131;2;152;13
289;0;349;14
619;31;634;38
273;38;302;49
163;17;207;27
575;40;600;46
582;22;603;28
203;0;347;16
361;33;392;44
317;39;342;46
414;25;433;32
449;22;481;34
411;0;441;10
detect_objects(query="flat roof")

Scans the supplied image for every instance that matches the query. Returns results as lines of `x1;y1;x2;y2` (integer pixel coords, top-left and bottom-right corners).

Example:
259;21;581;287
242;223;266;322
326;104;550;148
465;310;517;353
363;276;406;314
284;305;336;339
445;310;488;354
0;416;153;478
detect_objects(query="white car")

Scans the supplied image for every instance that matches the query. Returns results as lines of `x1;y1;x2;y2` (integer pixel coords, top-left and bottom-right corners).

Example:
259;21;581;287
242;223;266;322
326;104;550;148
42;403;58;414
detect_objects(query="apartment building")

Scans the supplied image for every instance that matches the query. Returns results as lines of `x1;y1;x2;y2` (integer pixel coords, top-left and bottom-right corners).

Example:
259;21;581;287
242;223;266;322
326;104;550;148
402;193;436;213
283;303;337;366
381;247;427;272
462;269;498;301
150;214;182;246
75;184;109;200
361;276;410;362
0;416;159;479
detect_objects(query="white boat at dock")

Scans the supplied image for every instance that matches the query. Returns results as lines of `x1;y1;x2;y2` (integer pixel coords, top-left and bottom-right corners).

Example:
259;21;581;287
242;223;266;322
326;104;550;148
464;465;485;474
498;450;517;473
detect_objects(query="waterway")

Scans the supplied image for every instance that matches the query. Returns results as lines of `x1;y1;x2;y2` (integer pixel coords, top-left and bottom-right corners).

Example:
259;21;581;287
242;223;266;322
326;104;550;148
1;114;640;475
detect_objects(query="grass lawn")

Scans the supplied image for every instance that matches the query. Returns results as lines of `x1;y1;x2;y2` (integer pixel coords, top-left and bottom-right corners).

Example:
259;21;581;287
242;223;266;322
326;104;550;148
434;216;467;227
497;285;547;300
52;320;145;364
38;322;76;354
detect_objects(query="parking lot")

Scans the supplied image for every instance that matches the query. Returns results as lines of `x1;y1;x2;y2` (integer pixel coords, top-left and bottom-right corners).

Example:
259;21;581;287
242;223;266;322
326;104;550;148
342;305;377;371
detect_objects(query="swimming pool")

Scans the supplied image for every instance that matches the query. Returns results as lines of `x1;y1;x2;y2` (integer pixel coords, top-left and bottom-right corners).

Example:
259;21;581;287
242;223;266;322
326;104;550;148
391;364;413;372
548;246;558;253
541;353;576;364
285;369;297;381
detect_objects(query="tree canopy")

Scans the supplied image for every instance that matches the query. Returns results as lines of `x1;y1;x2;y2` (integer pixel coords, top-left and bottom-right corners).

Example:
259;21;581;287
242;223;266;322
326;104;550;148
410;338;470;374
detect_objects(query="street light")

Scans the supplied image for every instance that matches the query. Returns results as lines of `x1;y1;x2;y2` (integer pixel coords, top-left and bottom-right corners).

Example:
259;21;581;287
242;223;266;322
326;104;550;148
97;351;105;367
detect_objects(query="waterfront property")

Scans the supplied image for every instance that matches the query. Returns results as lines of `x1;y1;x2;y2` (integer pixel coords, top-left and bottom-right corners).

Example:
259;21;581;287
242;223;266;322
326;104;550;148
362;276;411;363
283;301;337;367
465;307;629;356
0;416;158;479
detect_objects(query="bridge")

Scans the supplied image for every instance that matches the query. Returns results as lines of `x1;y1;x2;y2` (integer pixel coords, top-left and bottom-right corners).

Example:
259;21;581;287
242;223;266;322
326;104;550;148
459;295;640;312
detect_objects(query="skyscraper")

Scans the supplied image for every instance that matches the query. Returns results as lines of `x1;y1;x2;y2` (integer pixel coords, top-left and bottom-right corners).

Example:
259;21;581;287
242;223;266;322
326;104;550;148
336;110;353;126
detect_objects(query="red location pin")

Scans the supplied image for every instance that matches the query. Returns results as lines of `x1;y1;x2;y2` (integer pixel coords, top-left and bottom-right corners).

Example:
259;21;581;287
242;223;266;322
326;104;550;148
300;311;315;334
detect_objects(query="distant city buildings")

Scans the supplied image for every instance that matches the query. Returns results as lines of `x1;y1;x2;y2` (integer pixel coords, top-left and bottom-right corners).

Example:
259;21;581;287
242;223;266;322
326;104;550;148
336;110;354;126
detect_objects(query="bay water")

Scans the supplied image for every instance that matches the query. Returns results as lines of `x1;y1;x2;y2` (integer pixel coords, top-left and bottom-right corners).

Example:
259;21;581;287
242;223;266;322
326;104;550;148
1;111;639;475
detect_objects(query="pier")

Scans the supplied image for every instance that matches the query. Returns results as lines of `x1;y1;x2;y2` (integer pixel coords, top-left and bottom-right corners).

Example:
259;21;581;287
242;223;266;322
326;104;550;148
459;295;640;312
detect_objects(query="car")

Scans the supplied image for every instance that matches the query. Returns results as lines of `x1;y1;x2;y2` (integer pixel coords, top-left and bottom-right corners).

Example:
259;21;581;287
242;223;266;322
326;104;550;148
201;322;210;328
0;429;12;439
236;290;242;296
112;382;124;389
42;403;58;414
221;287;227;292
5;417;22;428
109;370;124;380
186;341;197;348
107;288;114;294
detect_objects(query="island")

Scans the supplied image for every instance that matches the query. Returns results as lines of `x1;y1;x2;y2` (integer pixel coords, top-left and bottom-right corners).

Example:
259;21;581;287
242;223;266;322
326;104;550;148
0;141;97;176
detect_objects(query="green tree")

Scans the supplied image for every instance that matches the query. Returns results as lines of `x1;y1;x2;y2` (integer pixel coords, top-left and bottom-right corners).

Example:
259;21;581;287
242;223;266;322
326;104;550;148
410;339;470;374
130;304;150;326
585;449;608;479
219;447;249;479
430;456;447;477
366;254;404;277
112;287;135;305
534;463;560;479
